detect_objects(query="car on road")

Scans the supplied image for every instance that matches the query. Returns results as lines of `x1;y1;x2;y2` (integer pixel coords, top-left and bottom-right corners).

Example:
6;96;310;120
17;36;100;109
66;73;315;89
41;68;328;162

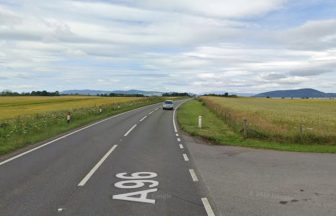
162;100;174;110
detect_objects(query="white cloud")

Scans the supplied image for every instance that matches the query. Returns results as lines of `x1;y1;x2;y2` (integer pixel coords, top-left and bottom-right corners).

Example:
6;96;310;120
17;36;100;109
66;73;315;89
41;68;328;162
0;0;335;94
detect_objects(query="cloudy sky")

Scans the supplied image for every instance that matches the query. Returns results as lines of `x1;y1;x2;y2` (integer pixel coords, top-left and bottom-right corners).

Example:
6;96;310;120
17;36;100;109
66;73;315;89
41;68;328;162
0;0;336;94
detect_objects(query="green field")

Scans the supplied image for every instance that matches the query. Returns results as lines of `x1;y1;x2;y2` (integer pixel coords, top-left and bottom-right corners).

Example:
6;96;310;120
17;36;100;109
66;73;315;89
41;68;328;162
0;96;163;155
178;99;336;153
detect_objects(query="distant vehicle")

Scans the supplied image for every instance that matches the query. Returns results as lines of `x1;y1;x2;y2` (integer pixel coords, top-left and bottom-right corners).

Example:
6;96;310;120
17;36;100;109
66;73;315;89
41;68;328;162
162;100;174;110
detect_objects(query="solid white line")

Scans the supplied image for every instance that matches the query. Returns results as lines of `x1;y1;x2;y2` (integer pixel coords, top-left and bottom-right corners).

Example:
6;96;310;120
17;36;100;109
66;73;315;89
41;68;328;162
78;145;118;186
177;138;181;142
179;144;184;149
173;105;178;133
183;153;189;162
0;103;159;167
172;100;190;133
124;124;137;137
189;169;199;182
201;198;216;216
139;116;147;122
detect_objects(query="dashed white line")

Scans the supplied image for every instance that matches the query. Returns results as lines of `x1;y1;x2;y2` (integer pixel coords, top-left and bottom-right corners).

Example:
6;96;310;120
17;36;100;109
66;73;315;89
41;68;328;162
78;145;118;187
148;111;154;115
201;198;216;216
176;133;179;137
139;116;147;122
189;169;199;182
124;124;137;137
177;138;181;142
182;153;189;162
179;144;184;149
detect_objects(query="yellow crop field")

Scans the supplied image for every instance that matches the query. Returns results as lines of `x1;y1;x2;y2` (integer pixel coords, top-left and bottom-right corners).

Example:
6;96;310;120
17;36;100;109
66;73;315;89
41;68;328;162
201;96;336;145
0;96;144;120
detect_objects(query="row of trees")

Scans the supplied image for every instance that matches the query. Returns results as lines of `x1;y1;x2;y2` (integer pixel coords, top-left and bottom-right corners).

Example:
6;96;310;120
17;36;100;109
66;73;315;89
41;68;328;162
98;93;145;97
162;92;190;97
203;93;237;97
1;90;60;96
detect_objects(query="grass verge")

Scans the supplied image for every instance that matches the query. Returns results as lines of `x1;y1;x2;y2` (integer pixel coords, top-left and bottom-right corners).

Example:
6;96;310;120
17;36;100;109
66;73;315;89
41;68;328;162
177;100;336;153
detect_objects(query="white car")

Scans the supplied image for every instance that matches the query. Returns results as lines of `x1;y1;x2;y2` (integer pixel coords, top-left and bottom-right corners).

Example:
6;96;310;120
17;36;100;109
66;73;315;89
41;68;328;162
162;100;174;110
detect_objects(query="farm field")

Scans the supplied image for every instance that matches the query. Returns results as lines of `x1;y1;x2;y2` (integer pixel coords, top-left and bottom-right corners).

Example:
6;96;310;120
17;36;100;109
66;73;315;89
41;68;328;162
201;96;336;145
0;96;145;120
178;99;336;153
0;96;163;155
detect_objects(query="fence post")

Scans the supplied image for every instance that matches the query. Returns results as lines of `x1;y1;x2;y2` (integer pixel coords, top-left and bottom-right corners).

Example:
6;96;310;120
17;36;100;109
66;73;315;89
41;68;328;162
243;119;248;138
198;116;202;128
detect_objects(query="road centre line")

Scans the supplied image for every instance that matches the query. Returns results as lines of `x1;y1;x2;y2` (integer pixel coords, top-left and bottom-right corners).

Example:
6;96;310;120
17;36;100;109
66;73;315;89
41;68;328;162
139;116;147;122
78;145;118;187
201;198;216;216
176;133;179;137
0;103;159;167
124;124;137;137
179;144;184;149
177;138;181;142
183;153;189;162
189;169;199;182
148;111;154;115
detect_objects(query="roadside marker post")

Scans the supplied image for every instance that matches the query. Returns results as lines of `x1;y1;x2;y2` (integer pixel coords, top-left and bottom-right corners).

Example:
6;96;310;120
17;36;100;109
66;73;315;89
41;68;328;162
198;116;202;128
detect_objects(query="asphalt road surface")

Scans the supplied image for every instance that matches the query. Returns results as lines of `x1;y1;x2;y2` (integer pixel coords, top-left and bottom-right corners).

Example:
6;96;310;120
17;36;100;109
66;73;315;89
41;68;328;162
0;100;215;216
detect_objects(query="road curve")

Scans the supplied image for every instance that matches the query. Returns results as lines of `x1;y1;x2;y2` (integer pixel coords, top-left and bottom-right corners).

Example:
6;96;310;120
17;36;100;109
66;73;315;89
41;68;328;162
0;100;214;216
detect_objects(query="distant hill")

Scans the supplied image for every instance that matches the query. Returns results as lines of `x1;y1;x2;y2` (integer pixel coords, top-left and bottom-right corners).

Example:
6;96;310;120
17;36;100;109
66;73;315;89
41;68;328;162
61;89;163;96
254;88;336;98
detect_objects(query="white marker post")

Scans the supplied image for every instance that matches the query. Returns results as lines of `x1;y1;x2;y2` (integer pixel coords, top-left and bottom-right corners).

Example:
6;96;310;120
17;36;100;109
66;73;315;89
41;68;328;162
198;116;202;128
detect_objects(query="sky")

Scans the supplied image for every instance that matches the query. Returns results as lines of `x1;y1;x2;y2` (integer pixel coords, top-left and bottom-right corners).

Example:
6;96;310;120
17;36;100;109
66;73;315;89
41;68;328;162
0;0;336;94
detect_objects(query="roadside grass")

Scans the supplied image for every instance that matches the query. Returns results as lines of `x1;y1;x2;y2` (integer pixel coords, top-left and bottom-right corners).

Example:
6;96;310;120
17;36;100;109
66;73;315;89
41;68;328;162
0;97;165;155
177;100;336;153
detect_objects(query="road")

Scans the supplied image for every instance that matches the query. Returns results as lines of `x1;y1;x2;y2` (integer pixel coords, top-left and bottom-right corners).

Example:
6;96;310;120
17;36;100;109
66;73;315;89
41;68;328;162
0;100;215;216
184;135;336;216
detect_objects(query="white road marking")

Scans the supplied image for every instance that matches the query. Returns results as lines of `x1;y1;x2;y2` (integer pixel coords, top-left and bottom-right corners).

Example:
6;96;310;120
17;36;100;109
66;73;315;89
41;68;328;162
189;169;199;182
78;145;118;186
139;116;147;122
173;105;178;133
182;153;189;162
179;144;184;149
148;111;154;115
113;172;159;204
176;133;179;137
57;208;64;212
124;124;137;137
201;198;216;216
177;138;181;142
0;103;160;166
